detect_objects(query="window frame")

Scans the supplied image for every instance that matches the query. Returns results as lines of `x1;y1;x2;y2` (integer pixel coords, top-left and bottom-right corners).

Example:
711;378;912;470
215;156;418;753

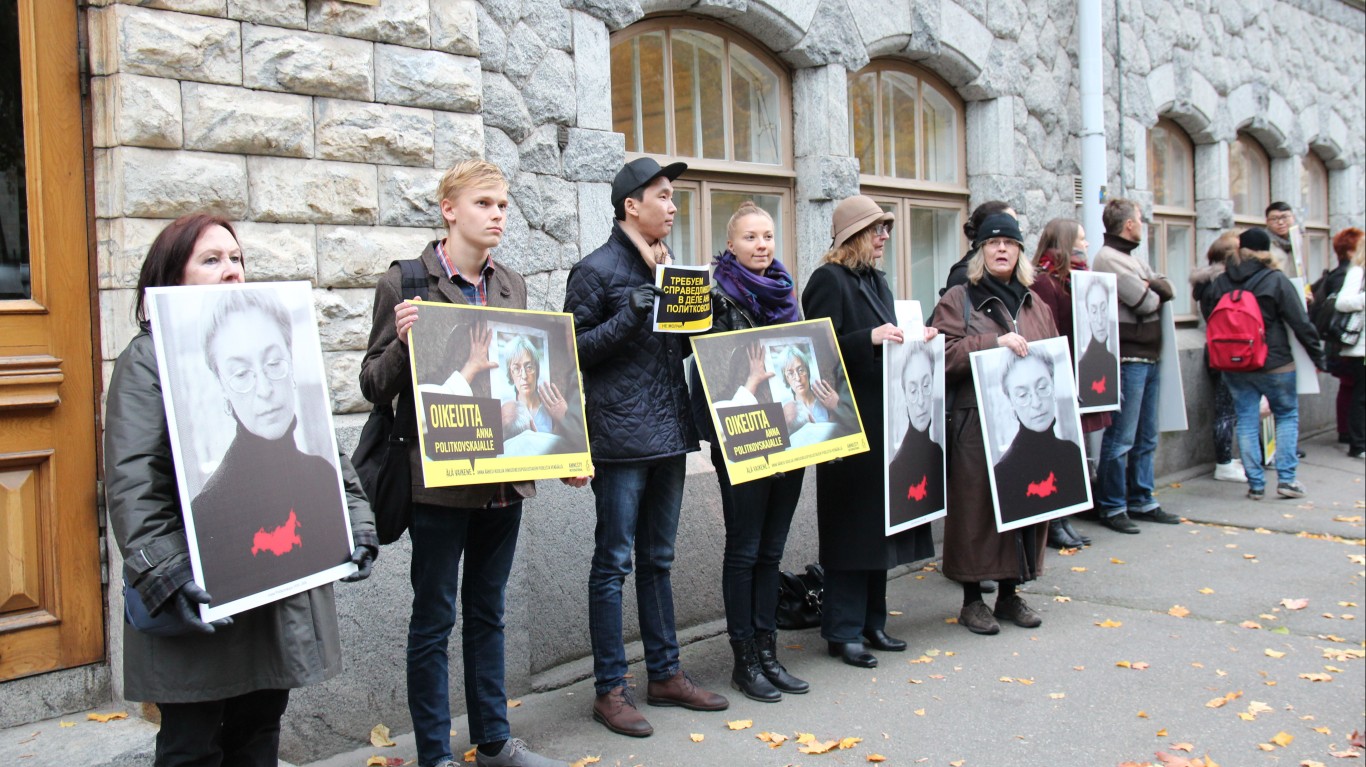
1301;151;1332;275
1148;119;1198;321
662;174;795;271
848;62;968;195
1229;133;1271;225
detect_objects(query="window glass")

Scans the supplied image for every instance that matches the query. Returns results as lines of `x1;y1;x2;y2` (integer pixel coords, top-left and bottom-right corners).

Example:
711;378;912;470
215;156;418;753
1301;153;1328;224
1150;122;1191;209
880;71;917;180
1;0;31;300
730;45;780;165
921;85;958;184
1164;223;1193;317
1229;135;1269;218
849;72;876;176
612;32;668;154
878;201;898;294
663;187;696;265
908;207;958;311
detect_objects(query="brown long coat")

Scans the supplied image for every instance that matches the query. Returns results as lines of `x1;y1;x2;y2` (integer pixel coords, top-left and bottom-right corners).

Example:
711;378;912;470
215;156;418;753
929;282;1058;583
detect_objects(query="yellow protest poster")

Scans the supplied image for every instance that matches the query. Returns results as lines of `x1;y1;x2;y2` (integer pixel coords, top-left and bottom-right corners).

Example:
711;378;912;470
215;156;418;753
690;318;869;484
653;263;712;332
407;301;593;486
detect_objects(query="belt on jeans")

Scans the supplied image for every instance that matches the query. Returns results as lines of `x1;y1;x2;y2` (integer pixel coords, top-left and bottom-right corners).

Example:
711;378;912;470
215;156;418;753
1120;357;1157;364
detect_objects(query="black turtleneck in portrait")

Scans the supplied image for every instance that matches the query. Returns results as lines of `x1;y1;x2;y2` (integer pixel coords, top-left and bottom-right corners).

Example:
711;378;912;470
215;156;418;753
189;419;352;606
1076;337;1119;409
992;422;1090;526
887;423;945;528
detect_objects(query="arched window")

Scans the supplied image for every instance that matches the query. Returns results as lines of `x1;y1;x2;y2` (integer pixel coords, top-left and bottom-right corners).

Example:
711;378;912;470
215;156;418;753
1147;119;1196;317
848;61;967;312
1301;152;1331;275
610;20;793;265
1229;133;1270;224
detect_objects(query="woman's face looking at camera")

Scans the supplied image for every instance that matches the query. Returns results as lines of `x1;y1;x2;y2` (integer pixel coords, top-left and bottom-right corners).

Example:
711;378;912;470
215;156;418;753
784;357;810;396
509;347;538;396
213;309;295;441
181;225;244;286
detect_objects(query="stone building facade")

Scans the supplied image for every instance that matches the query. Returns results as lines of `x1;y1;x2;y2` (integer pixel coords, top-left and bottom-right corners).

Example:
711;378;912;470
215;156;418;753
2;0;1361;762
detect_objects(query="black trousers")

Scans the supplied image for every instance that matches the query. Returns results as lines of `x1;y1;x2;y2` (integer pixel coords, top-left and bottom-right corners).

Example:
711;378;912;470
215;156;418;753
155;688;290;767
820;569;887;643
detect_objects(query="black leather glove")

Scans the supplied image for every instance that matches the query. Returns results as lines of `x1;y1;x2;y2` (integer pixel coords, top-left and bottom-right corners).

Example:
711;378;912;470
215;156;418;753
341;545;377;582
629;284;664;317
169;581;233;634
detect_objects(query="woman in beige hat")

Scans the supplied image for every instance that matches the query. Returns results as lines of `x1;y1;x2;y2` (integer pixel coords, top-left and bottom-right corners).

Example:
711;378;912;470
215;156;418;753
801;195;938;668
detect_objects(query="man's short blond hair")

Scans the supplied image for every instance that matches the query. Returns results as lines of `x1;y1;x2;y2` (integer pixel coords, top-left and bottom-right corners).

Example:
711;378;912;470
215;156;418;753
438;160;507;208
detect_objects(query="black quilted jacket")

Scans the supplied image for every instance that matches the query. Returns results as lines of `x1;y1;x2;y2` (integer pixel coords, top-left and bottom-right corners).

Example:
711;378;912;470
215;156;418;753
564;222;699;462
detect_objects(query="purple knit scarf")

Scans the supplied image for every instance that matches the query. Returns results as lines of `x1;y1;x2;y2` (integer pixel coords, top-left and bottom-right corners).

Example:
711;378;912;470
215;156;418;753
712;251;801;325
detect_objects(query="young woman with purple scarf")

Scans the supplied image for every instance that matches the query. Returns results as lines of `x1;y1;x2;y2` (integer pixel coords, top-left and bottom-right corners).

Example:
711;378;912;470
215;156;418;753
690;201;809;704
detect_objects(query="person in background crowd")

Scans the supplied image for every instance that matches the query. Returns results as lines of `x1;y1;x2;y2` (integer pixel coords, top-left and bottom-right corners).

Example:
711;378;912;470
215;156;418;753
691;200;809;703
361;160;572;767
565;157;728;738
930;212;1057;636
1200;228;1326;499
106;213;377;767
803;195;938;669
1265;202;1301;279
1332;228;1365;459
1312;228;1362;446
1190;232;1247;483
1091;198;1181;534
942;200;1016;295
1029;217;1107;549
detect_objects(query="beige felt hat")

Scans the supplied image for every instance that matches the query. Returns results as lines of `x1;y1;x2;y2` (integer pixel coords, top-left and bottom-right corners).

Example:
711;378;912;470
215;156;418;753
831;195;894;248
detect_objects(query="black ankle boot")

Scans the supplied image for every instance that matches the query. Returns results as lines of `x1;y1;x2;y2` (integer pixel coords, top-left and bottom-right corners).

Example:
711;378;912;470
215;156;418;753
1058;517;1091;546
754;632;809;694
1048;520;1082;549
730;638;781;702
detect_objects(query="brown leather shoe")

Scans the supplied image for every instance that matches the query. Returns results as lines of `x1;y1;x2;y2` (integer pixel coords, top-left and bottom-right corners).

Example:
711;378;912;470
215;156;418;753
592;686;653;737
645;670;730;711
993;594;1043;628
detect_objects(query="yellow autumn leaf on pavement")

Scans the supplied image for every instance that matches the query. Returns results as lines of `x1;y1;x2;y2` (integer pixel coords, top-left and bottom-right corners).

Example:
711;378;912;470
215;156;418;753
726;720;752;730
1298;672;1333;682
1095;619;1122;628
568;757;602;767
1271;731;1294;747
1049;693;1065;699
1169;605;1191;618
1264;648;1286;659
795;732;816;744
1110;558;1126;565
87;712;128;723
689;733;704;742
915;708;926;716
370;724;396;748
867;755;887;763
58;721;75;728
798;739;840;754
463;746;477;763
839;737;863;749
1313;726;1332;735
1198;587;1215;594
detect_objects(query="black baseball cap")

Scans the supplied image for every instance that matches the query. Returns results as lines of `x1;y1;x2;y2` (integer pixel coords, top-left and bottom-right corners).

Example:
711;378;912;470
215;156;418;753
611;157;688;211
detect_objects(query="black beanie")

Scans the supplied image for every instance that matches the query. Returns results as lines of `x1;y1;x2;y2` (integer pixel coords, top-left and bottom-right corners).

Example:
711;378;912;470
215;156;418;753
1239;227;1272;252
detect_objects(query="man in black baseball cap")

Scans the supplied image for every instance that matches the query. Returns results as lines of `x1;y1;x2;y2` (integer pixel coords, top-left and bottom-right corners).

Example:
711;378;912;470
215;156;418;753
563;157;728;738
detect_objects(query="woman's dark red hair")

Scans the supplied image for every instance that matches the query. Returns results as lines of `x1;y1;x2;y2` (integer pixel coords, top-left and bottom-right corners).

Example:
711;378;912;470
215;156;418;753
1333;227;1364;262
134;213;239;324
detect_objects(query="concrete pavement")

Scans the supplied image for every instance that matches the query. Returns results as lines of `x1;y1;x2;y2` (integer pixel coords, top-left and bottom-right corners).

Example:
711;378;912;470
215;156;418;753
4;431;1362;767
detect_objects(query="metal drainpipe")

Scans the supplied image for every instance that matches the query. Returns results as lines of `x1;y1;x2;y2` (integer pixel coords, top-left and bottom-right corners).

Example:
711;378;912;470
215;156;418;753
1078;0;1107;262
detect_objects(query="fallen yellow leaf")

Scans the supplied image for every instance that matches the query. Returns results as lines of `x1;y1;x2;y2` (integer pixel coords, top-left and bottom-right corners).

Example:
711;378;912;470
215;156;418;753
798;739;839;754
1298;672;1333;682
58;721;74;728
1169;605;1191;618
507;699;522;708
868;755;887;763
87;712;128;723
1240;620;1263;629
1313;726;1332;735
370;724;396;748
915;708;926;716
950;761;965;767
1271;731;1294;747
1156;728;1168;737
1095;619;1122;628
689;733;704;742
795;732;816;744
1111;558;1126;565
1199;587;1215;595
1049;692;1065;699
1172;742;1194;752
463;746;477;763
839;737;863;749
1137;711;1149;718
568;757;601;767
726;719;752;730
1264;648;1286;659
1071;566;1088;573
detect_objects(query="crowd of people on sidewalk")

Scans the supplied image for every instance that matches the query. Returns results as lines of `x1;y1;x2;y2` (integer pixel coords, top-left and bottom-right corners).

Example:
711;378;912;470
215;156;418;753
102;153;1364;767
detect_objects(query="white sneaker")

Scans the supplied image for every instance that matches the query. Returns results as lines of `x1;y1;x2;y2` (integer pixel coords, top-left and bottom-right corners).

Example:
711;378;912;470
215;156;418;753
1213;461;1246;482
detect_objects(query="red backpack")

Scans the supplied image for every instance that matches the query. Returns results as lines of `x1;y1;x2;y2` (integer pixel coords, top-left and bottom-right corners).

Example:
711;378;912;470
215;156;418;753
1207;271;1271;372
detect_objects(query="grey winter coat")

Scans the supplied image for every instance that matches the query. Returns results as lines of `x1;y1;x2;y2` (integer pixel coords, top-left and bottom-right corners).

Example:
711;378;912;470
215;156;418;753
106;331;377;703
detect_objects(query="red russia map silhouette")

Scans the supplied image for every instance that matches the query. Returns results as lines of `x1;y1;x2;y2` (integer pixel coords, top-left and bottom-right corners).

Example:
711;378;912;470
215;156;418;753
1026;472;1058;498
252;509;302;556
1091;375;1107;394
906;475;929;502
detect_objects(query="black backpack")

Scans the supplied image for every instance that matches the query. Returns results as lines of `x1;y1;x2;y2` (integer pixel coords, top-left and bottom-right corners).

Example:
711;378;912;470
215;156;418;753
351;259;428;544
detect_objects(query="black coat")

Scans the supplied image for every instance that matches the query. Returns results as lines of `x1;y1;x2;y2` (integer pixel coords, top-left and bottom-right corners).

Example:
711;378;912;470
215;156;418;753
565;223;699;462
1200;258;1326;371
887;424;945;529
801;262;934;571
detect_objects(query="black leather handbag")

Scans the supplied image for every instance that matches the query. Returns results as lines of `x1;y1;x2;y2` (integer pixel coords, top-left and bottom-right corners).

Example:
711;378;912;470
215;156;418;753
775;563;824;630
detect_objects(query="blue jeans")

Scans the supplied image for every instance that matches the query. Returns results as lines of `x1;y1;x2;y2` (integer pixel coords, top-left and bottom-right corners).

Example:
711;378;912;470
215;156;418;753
407;502;522;767
589;457;685;695
1097;361;1161;516
710;442;803;641
1225;370;1300;489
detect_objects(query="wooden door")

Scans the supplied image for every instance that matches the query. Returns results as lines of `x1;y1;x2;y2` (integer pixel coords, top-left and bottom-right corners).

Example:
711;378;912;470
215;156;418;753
0;0;103;681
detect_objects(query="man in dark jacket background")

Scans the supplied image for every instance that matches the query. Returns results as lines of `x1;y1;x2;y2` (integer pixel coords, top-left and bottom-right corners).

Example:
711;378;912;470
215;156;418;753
1200;227;1326;501
1310;236;1356;443
564;158;728;739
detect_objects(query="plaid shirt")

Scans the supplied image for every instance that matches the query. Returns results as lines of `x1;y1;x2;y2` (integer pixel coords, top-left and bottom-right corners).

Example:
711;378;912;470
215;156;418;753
434;239;516;509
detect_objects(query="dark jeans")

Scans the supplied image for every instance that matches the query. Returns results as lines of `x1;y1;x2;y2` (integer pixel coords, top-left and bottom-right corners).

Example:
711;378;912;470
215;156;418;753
1338;360;1365;452
589;457;686;695
155;688;290;767
1097;361;1161;516
407;502;522;767
820;569;887;644
710;442;804;641
1225;371;1298;490
1210;370;1236;464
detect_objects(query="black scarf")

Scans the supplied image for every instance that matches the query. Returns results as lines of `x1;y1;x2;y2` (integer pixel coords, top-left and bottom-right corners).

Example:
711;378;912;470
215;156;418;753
1102;233;1139;255
979;273;1029;318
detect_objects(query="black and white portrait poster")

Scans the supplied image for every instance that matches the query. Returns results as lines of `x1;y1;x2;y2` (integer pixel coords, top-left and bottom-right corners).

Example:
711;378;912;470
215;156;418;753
1070;271;1121;414
691;318;868;484
969;337;1093;532
407;300;592;486
146;282;356;622
882;333;947;536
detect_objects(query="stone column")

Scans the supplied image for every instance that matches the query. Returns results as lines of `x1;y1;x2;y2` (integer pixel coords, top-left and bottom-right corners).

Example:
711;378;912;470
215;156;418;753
1192;141;1232;257
1269;155;1301;211
792;64;859;280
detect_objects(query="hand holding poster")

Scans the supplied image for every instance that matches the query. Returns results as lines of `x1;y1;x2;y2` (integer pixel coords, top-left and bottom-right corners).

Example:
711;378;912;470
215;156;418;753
654;263;712;332
1071;271;1121;413
146;282;357;622
691;318;868;484
969;337;1093;532
407;300;592;486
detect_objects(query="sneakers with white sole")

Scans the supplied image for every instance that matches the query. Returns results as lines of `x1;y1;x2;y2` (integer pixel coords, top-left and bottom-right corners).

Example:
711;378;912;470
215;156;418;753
1212;461;1246;482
